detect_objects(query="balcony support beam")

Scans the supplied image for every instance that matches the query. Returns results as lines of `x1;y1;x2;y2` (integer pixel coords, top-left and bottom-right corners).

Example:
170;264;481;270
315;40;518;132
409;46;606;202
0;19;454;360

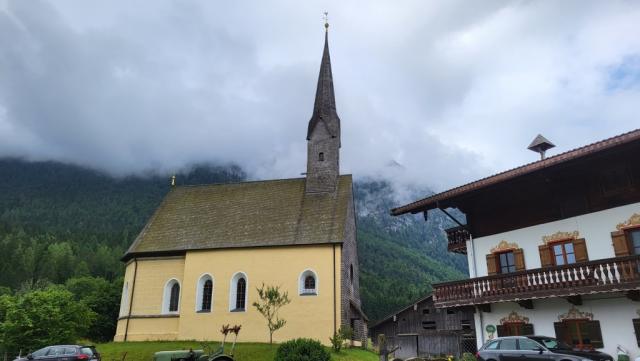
517;300;534;309
566;295;582;306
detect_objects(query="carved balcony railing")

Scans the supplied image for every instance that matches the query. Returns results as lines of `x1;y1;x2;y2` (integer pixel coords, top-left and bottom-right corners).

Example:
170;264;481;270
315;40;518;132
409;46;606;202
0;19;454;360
446;226;470;254
433;255;640;308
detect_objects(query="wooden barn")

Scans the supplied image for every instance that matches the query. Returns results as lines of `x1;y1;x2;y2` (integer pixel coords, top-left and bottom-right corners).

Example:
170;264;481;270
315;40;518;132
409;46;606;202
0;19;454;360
370;294;476;359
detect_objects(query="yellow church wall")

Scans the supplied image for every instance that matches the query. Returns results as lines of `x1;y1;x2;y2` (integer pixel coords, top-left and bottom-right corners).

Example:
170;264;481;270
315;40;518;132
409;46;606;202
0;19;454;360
115;317;180;341
115;244;342;345
114;256;185;341
178;244;342;345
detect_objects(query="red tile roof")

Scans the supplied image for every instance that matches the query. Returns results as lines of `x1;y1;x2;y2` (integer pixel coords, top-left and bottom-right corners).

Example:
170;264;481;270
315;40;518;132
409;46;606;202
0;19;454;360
391;128;640;216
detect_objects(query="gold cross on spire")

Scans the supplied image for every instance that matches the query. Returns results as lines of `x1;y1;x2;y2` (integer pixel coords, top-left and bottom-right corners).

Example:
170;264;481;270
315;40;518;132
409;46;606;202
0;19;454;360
323;11;329;31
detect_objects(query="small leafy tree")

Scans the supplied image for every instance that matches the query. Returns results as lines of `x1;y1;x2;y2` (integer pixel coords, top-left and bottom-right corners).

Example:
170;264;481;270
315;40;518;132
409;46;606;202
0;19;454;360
252;283;291;344
329;326;353;353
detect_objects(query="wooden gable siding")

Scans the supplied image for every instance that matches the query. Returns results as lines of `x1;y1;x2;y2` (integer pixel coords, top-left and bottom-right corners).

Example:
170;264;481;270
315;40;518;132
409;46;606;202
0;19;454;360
370;298;475;356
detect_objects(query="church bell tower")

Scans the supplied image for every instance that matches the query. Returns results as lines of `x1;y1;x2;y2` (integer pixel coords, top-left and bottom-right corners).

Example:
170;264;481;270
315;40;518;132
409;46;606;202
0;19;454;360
305;21;341;193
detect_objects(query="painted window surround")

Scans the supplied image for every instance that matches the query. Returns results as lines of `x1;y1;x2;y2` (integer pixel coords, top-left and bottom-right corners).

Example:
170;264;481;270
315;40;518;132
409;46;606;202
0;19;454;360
468;202;640;278
298;269;319;295
162;278;181;314
195;273;214;312
228;272;248;312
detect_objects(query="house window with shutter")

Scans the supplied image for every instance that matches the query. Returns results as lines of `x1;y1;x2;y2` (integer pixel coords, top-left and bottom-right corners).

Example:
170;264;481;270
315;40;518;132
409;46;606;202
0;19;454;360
486;247;525;276
498;251;516;274
539;238;588;268
611;225;640;257
554;319;603;350
497;322;534;336
629;229;640;255
552;240;576;266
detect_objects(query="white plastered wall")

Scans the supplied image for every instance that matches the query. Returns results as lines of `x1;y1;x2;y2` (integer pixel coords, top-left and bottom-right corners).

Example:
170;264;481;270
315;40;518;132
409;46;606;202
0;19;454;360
475;296;640;358
471;202;640;277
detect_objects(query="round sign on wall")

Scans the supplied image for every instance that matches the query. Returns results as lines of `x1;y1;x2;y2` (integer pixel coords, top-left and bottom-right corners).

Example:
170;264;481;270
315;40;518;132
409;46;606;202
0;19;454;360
486;324;496;333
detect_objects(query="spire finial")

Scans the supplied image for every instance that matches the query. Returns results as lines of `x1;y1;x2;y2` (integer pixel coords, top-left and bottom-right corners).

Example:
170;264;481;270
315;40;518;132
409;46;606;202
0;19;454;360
323;12;329;31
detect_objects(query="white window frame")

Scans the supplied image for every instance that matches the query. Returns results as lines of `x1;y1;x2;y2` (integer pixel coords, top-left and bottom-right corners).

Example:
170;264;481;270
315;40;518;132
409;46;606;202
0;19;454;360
228;272;248;312
299;269;319;295
162;278;181;314
195;273;214;312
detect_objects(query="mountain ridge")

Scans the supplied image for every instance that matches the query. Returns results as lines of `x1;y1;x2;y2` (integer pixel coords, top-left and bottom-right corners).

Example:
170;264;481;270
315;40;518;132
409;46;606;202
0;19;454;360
0;158;466;322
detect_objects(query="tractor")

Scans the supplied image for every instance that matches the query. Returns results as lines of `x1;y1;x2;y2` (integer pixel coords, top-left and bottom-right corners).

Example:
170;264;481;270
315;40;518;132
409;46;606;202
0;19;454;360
153;324;241;361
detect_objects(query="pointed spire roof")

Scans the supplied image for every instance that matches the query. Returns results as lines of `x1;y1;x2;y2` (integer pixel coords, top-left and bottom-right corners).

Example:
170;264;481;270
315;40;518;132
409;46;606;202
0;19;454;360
307;28;340;141
527;134;556;152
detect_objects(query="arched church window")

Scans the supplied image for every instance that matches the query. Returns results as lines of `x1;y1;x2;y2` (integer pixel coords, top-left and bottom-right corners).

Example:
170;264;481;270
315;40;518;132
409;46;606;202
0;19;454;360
229;272;248;312
236;278;246;310
202;280;213;311
119;282;129;317
350;264;354;285
169;283;180;312
319;152;324;161
299;269;318;295
162;279;181;314
196;274;214;312
305;276;315;289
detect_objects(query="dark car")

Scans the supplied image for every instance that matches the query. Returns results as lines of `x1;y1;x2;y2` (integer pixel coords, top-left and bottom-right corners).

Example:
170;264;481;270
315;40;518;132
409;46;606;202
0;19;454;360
14;345;100;361
477;336;613;361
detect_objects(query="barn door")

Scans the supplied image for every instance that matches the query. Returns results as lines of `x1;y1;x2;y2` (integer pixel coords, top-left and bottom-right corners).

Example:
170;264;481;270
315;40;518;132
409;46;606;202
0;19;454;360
395;335;418;359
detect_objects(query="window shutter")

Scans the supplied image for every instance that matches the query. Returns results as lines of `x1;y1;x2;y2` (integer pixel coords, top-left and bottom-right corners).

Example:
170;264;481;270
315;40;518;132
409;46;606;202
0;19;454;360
486;253;498;276
554;322;568;344
496;324;506;337
584;320;603;349
573;238;589;263
633;319;640;347
522;323;535;336
612;231;631;257
514;248;526;271
539;244;553;268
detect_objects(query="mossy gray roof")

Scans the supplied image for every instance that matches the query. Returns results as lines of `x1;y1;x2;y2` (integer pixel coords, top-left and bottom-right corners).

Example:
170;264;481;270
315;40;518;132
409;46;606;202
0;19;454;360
124;175;353;259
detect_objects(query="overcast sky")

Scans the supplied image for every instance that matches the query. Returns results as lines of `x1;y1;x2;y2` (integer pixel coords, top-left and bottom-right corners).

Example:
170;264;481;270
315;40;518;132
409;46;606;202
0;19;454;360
1;0;639;192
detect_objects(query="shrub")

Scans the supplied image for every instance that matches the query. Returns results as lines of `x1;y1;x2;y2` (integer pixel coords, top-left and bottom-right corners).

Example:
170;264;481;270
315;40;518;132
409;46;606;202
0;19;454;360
329;326;354;352
461;352;476;361
0;287;96;355
275;338;330;361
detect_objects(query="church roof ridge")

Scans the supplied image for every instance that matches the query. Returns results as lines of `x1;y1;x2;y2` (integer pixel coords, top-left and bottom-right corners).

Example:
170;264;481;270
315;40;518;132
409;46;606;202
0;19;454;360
174;174;353;189
123;175;354;261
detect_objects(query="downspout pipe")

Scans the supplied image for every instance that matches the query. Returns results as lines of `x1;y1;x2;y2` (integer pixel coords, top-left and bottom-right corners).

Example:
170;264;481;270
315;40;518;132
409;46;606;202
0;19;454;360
469;234;485;345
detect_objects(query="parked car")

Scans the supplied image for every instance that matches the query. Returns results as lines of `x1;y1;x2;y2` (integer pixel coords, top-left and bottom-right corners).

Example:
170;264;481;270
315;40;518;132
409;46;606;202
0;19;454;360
477;336;613;361
14;345;101;361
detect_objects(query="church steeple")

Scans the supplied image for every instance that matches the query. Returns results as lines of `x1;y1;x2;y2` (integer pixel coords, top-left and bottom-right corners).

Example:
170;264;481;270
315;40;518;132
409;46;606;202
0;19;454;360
305;19;341;194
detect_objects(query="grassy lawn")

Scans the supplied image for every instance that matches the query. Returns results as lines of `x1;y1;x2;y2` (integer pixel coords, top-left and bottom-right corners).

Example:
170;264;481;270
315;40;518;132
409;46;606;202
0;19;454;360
96;341;377;361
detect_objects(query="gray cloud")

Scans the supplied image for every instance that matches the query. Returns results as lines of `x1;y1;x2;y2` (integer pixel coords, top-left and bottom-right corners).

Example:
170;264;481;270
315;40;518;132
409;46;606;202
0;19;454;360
1;0;639;193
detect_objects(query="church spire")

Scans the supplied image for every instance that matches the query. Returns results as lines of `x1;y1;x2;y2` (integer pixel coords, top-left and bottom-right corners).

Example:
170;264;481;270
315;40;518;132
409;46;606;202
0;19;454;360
306;18;340;142
305;16;341;194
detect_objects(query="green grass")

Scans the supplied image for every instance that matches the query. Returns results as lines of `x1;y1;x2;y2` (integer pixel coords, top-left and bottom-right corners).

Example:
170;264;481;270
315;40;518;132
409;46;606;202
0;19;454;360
95;341;377;361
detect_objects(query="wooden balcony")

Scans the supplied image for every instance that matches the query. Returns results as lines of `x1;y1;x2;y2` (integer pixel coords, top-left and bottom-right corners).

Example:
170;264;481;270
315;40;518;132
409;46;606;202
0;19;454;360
446;226;470;254
433;255;640;308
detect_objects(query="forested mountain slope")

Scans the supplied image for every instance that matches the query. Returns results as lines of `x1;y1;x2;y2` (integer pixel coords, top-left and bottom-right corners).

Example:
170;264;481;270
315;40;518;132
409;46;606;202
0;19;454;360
0;158;466;322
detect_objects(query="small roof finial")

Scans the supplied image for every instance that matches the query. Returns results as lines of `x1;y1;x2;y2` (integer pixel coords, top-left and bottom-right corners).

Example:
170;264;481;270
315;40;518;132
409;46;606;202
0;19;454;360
170;174;176;187
528;134;555;160
323;11;329;31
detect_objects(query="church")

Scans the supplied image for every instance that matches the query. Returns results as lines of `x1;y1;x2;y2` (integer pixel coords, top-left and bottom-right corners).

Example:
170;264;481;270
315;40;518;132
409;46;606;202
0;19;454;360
114;26;368;345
